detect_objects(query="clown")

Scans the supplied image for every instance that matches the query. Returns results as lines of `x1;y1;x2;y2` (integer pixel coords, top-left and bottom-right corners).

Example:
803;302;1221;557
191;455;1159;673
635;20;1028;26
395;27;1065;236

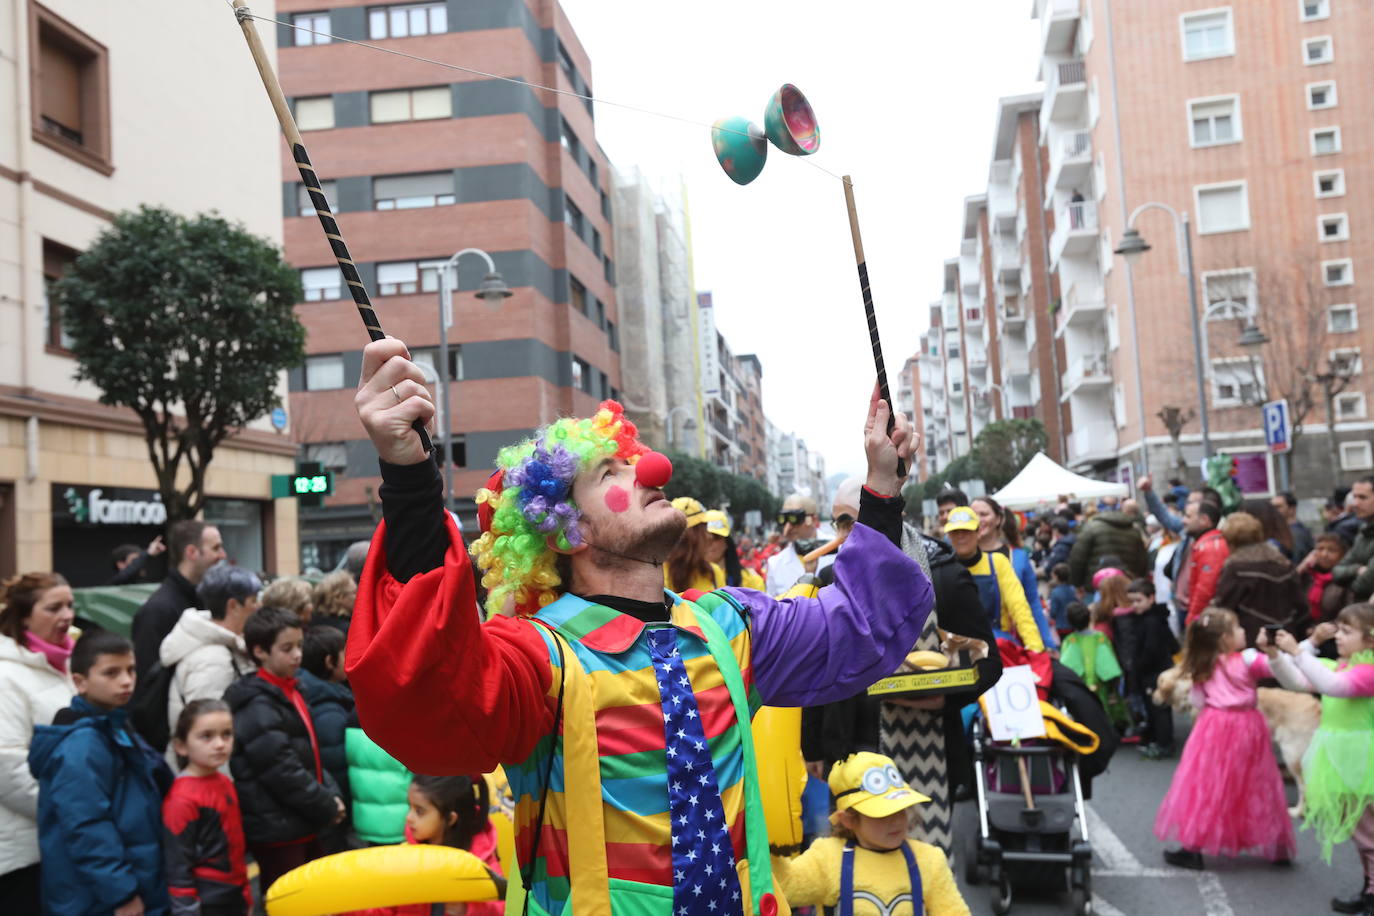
346;338;933;916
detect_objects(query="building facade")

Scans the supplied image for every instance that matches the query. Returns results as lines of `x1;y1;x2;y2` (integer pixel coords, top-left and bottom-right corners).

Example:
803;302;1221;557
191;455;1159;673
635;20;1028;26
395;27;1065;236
0;0;300;582
275;0;621;568
931;0;1373;499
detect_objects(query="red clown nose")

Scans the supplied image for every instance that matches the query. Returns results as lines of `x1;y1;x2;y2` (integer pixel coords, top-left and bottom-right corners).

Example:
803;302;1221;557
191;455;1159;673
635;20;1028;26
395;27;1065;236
635;451;673;489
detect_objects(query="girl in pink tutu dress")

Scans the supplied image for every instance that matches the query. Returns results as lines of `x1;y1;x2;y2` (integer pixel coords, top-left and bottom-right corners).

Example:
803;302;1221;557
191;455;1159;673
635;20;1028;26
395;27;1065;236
1154;607;1297;869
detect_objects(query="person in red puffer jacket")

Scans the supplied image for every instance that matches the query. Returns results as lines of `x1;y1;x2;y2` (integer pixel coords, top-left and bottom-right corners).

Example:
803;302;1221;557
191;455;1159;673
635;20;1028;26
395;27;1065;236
1183;503;1230;626
349;774;504;916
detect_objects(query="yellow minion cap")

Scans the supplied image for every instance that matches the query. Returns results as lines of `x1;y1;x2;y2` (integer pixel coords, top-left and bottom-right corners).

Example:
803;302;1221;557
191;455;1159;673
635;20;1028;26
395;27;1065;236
673;496;708;526
827;752;930;821
943;506;980;533
702;510;731;538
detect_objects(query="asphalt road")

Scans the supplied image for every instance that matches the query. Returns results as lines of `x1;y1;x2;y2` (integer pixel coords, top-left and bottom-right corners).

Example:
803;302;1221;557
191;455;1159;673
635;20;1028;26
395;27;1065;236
950;714;1362;915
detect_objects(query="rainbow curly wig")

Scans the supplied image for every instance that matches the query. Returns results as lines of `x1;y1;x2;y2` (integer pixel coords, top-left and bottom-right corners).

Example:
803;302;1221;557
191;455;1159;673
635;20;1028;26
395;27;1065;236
470;400;649;615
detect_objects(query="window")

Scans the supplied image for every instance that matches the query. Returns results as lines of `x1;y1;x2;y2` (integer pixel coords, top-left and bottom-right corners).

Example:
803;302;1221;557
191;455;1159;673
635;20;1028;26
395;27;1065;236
1324;258;1353;286
446;435;467;469
301;267;343;301
1211;358;1262;406
1329;304;1358;333
1319;213;1349;242
1331;348;1362;376
31;6;112;174
601;189;611;221
293;12;331;45
1202;269;1257;320
370;86;451;123
374;172;455;209
1315;169;1345;198
43;239;78;351
1312;127;1341;156
304;442;349;474
1301;0;1330;21
377;261;420;296
296;180;338;217
948;344;961;359
304;354;346;390
1189;96;1241;147
607;320;619;352
368;3;447;39
565;199;585;236
294;96;334;130
569;277;587;315
603;255;615;285
595;299;606;330
560;117;581;156
1180;9;1234;61
410;347;462;382
571;357;592;393
1304;36;1333;64
591;228;602;258
1195;181;1250;234
1307;81;1337;110
1336;392;1367;421
1341;441;1373;471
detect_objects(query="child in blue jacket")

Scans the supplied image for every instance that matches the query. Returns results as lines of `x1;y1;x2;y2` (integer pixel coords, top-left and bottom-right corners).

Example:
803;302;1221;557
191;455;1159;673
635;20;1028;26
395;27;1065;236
29;632;173;916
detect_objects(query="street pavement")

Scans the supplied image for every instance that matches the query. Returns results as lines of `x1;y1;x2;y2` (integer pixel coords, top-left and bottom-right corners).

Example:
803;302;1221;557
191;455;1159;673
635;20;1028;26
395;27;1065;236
951;714;1362;915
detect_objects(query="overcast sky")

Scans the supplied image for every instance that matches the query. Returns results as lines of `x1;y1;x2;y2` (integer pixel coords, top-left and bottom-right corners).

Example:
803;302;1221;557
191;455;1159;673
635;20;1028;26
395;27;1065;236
559;0;1041;481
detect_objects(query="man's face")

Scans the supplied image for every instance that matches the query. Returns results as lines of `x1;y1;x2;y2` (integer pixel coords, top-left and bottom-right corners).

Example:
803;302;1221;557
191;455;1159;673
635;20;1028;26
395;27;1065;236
75;651;137;710
572;458;686;565
190;527;227;579
780;497;817;541
1351;482;1374;520
1271;496;1294;522
1184;502;1213;535
831;501;859;545
948;528;979;558
937;502;957;528
255;627;303;679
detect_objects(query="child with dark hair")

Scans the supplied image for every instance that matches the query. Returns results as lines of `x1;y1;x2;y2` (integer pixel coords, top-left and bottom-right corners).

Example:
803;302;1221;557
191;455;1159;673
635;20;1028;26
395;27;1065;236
1060;601;1128;729
29;632;173;916
350;774;506;916
1124;578;1180;759
1048;563;1078;638
299;625;355;852
164;698;250;915
225;608;342;893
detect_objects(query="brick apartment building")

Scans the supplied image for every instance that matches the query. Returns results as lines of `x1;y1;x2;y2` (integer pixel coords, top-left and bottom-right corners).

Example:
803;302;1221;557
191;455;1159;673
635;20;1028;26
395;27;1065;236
274;0;621;567
930;0;1373;498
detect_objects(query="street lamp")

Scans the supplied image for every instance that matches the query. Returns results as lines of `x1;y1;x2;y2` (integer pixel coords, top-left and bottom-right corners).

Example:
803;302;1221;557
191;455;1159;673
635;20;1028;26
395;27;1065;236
665;405;698;448
437;249;512;513
1114;204;1212;458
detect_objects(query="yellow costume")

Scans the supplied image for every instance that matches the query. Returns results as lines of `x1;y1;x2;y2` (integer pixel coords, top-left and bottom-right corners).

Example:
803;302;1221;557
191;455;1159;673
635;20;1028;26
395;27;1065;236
773;752;970;916
773;837;968;916
962;551;1044;651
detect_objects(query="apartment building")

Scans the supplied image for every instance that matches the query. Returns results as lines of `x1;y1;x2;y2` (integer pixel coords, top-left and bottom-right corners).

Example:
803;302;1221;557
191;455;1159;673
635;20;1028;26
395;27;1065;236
918;303;955;475
933;0;1373;496
735;353;768;482
275;0;621;567
0;0;299;582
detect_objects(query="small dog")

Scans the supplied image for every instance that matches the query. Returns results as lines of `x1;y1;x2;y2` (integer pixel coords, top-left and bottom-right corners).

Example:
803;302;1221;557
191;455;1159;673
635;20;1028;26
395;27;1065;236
1153;665;1320;817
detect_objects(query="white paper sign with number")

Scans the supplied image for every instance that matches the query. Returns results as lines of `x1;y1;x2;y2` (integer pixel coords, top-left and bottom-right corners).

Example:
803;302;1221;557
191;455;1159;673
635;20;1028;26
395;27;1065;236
983;664;1046;742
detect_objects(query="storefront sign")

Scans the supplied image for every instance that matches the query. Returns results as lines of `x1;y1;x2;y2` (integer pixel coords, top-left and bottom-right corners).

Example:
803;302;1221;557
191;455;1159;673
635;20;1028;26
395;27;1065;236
54;484;167;527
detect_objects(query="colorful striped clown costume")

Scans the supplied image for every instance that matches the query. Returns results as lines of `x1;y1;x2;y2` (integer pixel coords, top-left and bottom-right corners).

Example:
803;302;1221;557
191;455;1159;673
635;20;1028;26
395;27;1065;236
347;403;934;916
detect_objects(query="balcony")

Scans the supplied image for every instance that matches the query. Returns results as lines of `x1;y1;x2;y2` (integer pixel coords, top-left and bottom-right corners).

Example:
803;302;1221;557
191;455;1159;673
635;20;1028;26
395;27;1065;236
964;306;984;329
1067;421;1118;467
1048;130;1092;191
1045;59;1087;123
1012;405;1037;420
1039;0;1081;55
1001;295;1026;331
1060;353;1112;398
1055;280;1106;336
1049;199;1098;266
1002;346;1031;379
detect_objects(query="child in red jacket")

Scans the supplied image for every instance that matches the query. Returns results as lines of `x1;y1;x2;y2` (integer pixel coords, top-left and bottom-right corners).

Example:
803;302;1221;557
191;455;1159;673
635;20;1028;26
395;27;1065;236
163;698;251;916
351;774;504;916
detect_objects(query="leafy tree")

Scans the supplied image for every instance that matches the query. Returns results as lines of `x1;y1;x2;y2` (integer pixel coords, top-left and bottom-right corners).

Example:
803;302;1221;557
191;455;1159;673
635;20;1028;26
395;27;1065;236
663;452;779;522
53;206;306;522
971;419;1047;491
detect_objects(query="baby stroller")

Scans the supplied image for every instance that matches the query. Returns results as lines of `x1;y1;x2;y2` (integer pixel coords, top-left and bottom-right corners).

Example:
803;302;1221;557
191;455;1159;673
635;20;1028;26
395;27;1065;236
962;701;1098;916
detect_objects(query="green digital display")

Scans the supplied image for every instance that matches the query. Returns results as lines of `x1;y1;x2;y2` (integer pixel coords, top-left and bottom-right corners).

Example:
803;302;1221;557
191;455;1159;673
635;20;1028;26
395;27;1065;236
291;473;333;496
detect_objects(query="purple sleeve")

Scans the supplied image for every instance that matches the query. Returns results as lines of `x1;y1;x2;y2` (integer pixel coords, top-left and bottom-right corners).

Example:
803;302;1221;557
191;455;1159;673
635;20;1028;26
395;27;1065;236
724;522;934;707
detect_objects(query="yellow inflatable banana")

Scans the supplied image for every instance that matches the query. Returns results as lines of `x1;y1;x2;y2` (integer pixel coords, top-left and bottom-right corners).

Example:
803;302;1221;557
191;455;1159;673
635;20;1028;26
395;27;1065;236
264;844;501;916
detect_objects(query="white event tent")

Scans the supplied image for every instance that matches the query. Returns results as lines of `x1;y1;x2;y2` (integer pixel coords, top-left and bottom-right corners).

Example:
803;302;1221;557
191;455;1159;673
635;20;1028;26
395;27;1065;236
990;452;1129;510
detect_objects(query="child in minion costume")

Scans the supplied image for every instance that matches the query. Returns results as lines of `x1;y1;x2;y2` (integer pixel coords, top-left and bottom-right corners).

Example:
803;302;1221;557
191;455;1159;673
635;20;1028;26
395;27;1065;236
772;752;969;916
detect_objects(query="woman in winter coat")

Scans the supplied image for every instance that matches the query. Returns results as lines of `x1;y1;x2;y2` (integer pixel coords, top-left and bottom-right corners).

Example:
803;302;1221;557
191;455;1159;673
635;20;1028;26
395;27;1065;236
0;573;77;912
1213;512;1308;644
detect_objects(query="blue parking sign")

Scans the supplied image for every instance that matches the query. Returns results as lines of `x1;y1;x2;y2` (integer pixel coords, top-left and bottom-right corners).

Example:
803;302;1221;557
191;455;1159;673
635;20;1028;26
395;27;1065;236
1263;399;1290;453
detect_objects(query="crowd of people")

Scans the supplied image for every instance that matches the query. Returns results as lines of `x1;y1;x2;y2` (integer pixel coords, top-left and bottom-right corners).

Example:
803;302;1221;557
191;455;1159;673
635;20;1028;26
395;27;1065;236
0;519;505;916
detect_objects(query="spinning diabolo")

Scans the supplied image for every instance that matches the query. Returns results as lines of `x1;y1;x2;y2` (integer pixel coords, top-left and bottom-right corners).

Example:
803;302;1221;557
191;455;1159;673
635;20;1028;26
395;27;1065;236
711;83;821;185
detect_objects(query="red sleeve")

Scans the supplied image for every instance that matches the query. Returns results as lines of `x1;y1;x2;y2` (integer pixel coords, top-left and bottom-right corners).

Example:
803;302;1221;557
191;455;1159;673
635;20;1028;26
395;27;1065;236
1188;542;1225;624
345;516;556;776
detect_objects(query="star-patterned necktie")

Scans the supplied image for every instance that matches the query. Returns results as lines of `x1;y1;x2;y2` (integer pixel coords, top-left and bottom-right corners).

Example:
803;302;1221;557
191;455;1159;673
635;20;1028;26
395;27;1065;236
647;626;744;916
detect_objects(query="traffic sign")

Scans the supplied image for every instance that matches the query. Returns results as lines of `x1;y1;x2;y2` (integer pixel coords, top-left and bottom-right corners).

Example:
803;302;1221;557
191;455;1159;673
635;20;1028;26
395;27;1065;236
271;406;288;431
1263;399;1291;454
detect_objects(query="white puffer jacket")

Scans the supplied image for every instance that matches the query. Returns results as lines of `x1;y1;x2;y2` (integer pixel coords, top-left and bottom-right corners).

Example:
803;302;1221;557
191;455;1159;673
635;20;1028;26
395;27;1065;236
0;633;75;875
159;609;254;735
